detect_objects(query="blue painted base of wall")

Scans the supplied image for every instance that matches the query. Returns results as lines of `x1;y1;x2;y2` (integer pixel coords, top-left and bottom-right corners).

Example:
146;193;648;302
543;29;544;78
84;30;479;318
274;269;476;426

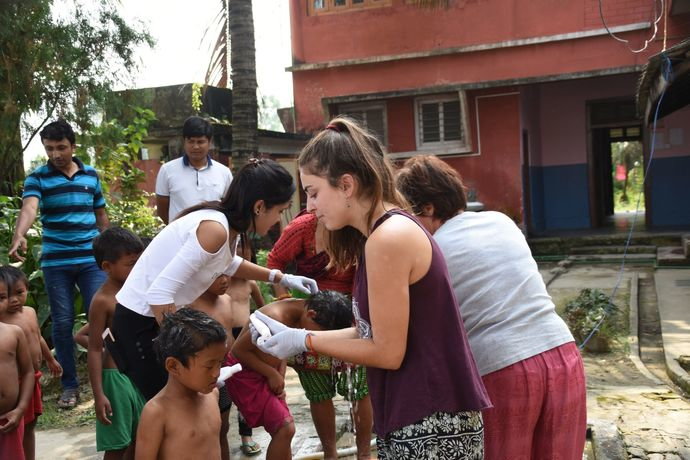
649;155;690;227
530;164;591;233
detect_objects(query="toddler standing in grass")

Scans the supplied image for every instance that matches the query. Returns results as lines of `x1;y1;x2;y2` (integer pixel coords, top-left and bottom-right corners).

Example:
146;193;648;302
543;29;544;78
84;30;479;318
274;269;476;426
0;265;62;460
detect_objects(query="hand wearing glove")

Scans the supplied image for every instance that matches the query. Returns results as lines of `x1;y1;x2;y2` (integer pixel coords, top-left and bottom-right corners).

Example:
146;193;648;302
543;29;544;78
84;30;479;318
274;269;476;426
250;311;311;359
279;273;319;295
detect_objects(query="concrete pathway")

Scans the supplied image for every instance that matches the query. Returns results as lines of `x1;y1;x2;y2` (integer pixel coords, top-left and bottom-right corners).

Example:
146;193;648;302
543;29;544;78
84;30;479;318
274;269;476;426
36;368;361;460
655;269;690;394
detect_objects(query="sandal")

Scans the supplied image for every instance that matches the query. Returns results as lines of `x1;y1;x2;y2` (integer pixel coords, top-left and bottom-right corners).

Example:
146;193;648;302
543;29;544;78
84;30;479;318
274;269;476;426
240;440;262;456
57;388;79;409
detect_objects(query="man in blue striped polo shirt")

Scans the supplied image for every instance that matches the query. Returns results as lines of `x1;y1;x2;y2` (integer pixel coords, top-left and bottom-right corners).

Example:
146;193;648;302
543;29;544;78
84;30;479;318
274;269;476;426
9;120;109;409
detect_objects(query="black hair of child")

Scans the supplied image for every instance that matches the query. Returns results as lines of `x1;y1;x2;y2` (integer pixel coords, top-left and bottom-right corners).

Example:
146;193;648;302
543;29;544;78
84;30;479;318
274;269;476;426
0;266;28;295
182;116;213;139
40;119;76;145
0;266;12;294
154;308;227;367
306;290;353;330
92;227;145;270
139;236;153;249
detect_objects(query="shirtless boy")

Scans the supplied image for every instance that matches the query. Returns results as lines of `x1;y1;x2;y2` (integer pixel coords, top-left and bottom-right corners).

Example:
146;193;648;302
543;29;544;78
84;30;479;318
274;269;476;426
189;274;235;460
0;266;63;460
225;237;264;456
228;290;353;460
88;227;146;459
135;308;227;460
0;271;35;460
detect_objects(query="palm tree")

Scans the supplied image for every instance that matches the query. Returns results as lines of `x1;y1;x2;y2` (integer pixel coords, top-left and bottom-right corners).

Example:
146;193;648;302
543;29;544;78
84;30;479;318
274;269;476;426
205;0;257;172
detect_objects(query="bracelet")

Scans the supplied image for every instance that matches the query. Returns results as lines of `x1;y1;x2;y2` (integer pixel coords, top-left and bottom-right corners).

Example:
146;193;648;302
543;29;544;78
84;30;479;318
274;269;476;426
268;269;279;284
306;333;315;352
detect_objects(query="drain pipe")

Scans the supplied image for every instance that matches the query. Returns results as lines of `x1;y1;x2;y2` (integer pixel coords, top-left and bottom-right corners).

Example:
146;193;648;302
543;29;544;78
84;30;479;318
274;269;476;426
293;439;377;460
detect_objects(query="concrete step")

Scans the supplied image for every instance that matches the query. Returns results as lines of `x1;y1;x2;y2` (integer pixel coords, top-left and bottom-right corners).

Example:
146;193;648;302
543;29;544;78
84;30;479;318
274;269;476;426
529;232;683;256
570;245;657;255
657;246;690;266
566;254;657;263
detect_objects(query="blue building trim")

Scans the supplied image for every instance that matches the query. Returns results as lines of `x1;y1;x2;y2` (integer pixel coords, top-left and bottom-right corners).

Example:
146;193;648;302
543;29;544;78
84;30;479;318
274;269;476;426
530;164;590;232
648;155;690;227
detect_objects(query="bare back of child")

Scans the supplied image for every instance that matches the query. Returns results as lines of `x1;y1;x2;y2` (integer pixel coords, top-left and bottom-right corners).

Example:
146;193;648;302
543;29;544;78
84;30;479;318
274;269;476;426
136;308;227;460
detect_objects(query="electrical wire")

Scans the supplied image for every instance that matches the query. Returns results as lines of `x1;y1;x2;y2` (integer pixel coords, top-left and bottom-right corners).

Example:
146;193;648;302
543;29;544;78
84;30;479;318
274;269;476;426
599;0;665;53
579;54;672;350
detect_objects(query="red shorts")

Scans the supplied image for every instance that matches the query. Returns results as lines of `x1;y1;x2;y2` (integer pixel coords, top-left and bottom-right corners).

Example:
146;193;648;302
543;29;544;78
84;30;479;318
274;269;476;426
0;417;25;460
224;354;293;434
481;342;587;460
23;370;43;425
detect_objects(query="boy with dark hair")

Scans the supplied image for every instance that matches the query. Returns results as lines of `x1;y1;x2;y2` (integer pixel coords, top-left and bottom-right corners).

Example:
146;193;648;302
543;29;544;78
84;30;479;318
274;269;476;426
188;274;235;460
87;227;145;459
155;115;232;224
228;290;353;460
9;118;109;409
136;308;228;460
0;266;62;460
0;270;35;460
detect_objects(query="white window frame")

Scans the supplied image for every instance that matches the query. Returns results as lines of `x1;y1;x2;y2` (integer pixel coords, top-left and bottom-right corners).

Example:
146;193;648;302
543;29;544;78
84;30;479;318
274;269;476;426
414;92;471;155
338;101;388;146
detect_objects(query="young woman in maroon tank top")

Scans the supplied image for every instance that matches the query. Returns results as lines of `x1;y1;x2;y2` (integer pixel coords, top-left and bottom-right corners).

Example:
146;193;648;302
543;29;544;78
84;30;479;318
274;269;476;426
252;117;491;459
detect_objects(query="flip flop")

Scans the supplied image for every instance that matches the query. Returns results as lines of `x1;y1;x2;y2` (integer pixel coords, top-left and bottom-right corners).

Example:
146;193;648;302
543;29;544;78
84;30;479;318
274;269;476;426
240;440;262;456
57;388;79;409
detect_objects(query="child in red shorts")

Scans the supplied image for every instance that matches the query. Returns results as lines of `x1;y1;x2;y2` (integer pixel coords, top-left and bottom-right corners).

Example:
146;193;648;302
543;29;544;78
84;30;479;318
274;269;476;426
0;266;63;460
0;270;36;460
229;290;353;459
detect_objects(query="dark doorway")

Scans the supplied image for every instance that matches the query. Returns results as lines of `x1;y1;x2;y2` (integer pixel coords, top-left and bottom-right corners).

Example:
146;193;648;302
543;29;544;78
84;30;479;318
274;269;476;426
588;99;645;229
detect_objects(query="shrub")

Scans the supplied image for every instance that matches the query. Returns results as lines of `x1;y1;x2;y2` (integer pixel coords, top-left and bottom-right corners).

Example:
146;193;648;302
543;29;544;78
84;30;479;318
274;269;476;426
564;288;621;352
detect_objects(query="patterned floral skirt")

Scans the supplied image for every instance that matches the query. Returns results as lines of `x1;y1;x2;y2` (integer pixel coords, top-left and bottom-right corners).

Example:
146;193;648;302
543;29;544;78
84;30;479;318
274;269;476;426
376;411;484;459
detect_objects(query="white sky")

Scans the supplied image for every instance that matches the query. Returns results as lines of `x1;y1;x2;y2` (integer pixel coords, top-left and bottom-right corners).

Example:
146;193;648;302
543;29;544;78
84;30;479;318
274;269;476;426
24;0;293;168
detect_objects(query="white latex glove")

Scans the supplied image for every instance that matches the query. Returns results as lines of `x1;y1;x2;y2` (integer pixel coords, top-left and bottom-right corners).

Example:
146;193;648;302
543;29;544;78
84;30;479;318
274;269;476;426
279;274;319;295
216;363;242;388
250;311;311;359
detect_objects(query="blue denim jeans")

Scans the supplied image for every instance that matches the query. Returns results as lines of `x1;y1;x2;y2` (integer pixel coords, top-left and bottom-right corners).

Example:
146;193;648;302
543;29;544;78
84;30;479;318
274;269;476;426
42;262;106;390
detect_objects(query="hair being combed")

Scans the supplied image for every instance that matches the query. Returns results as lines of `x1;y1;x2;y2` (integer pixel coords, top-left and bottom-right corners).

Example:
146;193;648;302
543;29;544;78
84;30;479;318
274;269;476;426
298;116;409;271
395;155;467;222
305;290;353;330
154;308;227;367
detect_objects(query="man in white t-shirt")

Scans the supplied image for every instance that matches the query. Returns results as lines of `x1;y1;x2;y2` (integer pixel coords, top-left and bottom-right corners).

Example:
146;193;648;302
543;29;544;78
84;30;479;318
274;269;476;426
155;116;233;224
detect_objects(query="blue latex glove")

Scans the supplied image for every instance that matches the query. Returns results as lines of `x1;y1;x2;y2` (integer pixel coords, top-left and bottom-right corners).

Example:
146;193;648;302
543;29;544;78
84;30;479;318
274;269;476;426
250;311;311;359
279;274;319;295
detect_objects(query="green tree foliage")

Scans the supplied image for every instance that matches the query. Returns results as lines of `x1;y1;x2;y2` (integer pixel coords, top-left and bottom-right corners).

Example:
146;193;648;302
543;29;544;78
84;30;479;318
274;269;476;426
76;107;164;238
0;0;153;195
0;109;162;343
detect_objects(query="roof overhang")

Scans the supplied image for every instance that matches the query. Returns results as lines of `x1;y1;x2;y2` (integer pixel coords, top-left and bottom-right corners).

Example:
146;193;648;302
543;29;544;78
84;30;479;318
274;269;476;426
637;39;690;124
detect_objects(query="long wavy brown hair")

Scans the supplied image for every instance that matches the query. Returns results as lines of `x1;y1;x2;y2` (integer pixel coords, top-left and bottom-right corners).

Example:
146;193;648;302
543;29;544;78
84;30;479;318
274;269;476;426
298;116;409;271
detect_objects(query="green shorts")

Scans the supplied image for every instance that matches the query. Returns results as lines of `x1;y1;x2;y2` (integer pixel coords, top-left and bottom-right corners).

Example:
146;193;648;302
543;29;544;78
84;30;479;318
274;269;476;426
96;369;146;452
296;366;369;403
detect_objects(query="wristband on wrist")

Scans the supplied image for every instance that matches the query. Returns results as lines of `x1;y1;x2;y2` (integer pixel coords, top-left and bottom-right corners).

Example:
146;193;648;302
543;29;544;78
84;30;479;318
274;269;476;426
306;333;315;352
268;269;279;284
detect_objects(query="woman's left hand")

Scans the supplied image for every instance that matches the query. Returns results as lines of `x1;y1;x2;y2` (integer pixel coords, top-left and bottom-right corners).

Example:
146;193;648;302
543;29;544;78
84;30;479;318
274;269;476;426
279;274;319;295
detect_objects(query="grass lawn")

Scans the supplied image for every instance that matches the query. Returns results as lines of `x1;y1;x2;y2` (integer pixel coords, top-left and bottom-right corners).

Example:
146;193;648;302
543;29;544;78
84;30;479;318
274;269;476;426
37;359;96;430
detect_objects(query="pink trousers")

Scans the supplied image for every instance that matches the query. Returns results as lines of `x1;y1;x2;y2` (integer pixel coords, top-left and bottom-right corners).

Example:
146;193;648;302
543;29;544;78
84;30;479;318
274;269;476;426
482;341;587;460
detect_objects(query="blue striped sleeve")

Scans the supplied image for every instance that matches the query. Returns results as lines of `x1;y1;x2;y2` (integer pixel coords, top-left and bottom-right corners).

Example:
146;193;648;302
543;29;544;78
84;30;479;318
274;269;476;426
22;174;42;199
93;175;106;209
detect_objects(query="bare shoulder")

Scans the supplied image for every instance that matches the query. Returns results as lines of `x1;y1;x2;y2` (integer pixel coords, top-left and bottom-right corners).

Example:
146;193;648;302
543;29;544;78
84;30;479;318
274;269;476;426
367;214;428;253
90;289;116;315
261;299;303;325
0;322;22;340
21;306;38;320
141;394;166;420
197;220;228;254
